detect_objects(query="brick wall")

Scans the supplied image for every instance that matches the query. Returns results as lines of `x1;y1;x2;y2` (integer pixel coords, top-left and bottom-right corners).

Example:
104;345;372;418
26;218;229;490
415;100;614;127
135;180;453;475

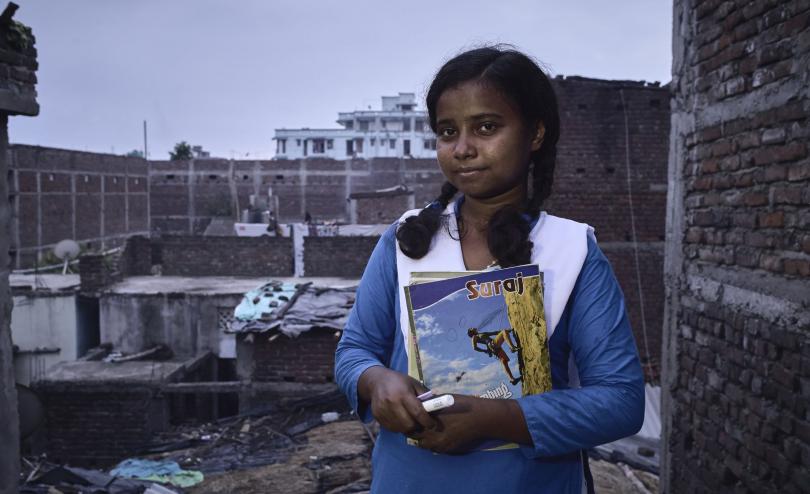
304;236;380;278
160;235;294;277
241;330;339;384
36;384;168;467
548;77;670;378
9;145;150;268
662;1;810;492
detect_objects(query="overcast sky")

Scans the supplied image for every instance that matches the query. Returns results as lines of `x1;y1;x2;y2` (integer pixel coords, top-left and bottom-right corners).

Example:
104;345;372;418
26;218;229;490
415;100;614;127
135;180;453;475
10;1;673;160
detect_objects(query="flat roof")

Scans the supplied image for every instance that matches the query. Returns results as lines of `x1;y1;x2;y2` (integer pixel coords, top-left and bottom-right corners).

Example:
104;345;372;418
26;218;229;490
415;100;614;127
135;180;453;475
40;359;189;384
106;276;359;296
10;274;81;294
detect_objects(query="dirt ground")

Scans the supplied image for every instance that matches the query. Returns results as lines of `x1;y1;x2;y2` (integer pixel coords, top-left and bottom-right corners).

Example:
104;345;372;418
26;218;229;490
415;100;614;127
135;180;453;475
189;421;372;494
189;419;657;494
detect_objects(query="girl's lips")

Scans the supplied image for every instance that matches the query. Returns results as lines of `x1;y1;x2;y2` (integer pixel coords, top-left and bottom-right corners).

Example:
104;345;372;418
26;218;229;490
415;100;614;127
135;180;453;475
457;167;486;176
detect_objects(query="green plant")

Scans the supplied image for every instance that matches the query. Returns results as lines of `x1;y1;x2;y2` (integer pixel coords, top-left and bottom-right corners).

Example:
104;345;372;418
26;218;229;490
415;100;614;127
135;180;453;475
169;141;193;161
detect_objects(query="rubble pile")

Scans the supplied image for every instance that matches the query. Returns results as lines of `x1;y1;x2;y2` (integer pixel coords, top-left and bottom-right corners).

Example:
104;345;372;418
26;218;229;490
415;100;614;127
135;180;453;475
21;389;372;494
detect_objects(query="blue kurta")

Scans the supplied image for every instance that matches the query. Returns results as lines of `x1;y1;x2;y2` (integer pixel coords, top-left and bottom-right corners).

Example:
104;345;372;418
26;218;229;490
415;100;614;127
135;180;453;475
335;217;644;493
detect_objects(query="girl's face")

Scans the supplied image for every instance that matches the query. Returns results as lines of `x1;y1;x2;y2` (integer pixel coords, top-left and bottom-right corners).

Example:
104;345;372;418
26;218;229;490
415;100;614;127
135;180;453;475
434;81;544;202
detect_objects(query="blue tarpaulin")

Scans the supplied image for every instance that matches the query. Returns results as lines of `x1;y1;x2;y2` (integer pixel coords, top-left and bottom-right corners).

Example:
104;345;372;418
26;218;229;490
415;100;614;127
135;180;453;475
110;459;204;488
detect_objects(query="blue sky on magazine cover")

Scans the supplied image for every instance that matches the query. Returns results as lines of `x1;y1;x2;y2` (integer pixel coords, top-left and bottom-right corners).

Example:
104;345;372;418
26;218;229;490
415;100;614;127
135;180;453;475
414;287;520;397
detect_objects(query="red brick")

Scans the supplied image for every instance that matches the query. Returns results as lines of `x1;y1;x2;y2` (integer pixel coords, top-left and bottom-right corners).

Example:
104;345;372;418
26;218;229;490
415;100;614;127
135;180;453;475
711;139;734;157
752;142;807;165
746;231;774;248
784;259;810;277
787;162;810;181
692;176;714;191
686;227;704;243
742;191;769;206
775;101;807;122
734;248;759;267
700;158;720;173
763;164;788;181
782;9;810;35
698;125;723;142
770;185;804;205
734;171;756;187
758;211;785;228
735;131;760;149
719;155;741;171
759;254;783;272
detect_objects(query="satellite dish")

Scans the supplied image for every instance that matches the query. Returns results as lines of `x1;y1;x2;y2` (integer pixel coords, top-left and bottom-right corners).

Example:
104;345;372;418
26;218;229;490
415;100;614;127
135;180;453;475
53;239;81;274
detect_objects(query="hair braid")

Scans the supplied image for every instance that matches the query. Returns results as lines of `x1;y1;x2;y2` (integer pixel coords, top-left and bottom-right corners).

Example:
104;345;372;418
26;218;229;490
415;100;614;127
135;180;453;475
396;181;457;259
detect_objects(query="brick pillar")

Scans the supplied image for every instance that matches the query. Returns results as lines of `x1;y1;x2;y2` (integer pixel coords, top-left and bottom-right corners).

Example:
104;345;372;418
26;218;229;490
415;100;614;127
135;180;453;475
0;113;20;493
79;254;113;293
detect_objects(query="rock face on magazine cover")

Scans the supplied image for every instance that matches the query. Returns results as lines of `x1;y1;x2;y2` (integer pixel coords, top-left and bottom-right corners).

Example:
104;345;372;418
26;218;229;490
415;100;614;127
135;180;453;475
503;274;551;396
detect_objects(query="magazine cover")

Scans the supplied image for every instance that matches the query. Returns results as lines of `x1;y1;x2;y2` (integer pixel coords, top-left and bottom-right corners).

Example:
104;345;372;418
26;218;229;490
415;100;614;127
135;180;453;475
403;264;551;450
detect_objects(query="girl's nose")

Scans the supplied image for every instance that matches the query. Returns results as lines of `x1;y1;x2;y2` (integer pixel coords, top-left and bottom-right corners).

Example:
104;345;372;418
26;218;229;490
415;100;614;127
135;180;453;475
453;133;476;160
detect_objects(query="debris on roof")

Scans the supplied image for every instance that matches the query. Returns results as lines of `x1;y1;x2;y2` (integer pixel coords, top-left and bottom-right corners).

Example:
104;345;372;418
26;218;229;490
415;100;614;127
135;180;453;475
110;459;203;488
229;281;355;337
348;184;412;199
19;462;178;494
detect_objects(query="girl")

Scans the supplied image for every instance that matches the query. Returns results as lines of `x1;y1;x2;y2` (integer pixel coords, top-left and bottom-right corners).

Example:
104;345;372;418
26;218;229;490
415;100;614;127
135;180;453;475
335;46;644;493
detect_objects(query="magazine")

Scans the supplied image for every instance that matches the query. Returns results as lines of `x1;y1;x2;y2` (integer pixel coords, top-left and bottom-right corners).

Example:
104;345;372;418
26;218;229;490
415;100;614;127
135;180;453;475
403;264;551;451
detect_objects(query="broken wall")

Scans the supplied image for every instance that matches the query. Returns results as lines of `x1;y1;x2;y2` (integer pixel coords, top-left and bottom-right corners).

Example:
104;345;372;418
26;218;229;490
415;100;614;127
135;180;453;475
663;0;809;491
100;292;243;359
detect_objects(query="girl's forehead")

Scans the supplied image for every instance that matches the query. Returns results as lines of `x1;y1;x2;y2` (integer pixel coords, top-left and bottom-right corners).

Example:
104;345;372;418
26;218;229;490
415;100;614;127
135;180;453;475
436;80;520;119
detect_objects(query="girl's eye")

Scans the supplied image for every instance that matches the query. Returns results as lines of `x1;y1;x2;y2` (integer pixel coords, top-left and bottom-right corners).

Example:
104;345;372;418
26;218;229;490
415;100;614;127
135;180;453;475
478;122;497;134
438;128;456;138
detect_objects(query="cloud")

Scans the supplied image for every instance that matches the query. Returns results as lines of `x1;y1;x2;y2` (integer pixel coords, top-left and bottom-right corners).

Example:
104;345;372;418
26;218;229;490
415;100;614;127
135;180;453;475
415;313;443;339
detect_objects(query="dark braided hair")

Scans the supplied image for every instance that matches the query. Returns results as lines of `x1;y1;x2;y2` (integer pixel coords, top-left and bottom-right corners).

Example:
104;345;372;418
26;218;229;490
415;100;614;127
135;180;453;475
396;45;560;267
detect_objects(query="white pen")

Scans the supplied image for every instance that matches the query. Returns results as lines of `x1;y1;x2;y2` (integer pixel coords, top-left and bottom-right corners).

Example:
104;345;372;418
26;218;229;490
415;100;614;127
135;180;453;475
422;394;454;413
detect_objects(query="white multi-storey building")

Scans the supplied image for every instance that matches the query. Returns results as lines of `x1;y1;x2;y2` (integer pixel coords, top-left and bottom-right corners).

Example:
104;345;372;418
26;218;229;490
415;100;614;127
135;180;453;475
273;93;437;160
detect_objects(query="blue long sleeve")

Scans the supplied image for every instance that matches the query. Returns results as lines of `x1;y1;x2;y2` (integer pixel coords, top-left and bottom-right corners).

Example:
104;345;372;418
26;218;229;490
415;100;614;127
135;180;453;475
336;226;645;448
517;236;645;457
334;225;399;422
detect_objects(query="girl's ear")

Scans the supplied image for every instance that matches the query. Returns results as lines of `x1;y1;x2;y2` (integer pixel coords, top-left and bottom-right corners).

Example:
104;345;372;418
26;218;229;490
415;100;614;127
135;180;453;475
530;122;546;151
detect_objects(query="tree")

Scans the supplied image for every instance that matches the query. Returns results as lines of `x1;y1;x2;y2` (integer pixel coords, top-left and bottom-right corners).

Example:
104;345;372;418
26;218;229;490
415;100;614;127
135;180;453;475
125;149;144;158
169;141;193;160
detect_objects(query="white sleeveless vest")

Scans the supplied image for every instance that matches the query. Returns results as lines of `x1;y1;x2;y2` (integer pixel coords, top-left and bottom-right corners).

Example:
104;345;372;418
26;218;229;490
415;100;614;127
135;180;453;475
395;205;593;356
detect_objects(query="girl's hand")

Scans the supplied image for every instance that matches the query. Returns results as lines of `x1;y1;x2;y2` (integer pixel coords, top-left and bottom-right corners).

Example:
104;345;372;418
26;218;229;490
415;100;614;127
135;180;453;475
412;394;482;454
413;394;532;454
358;366;438;434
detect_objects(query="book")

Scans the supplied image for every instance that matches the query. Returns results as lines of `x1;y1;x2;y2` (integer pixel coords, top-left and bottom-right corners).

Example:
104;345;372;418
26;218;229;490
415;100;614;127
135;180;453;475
403;264;551;451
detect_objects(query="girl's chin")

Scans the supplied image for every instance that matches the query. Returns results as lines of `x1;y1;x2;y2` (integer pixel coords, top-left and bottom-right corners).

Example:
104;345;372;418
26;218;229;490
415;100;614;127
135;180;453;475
452;181;527;202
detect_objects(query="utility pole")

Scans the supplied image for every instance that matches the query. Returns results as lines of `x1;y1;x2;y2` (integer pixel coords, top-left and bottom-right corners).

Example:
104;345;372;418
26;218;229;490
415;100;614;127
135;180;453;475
143;120;148;159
